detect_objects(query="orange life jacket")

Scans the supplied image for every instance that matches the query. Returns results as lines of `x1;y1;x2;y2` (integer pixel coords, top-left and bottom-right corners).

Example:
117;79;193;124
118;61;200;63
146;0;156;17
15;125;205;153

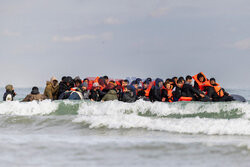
161;86;173;102
145;81;155;97
192;72;211;91
178;97;193;101
166;89;173;102
94;77;100;83
70;88;76;91
212;83;224;97
93;76;106;91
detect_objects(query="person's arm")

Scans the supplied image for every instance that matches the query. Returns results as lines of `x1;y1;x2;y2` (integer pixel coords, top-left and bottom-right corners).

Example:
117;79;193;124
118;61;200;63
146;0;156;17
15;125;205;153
194;82;200;90
45;86;53;100
222;88;229;96
22;95;31;102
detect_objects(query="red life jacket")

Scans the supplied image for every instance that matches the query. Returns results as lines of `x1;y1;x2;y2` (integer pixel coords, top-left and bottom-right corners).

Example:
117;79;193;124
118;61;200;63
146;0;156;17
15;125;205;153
192;72;211;91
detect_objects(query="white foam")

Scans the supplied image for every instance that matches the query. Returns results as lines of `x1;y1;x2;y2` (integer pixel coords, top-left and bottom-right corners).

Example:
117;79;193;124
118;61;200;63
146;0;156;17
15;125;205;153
0;100;58;116
74;100;250;135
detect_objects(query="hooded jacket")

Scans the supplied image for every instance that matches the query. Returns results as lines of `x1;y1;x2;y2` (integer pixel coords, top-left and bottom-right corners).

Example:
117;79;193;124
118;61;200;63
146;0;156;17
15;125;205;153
3;85;16;101
149;78;163;102
22;87;47;102
44;77;59;100
102;89;118;101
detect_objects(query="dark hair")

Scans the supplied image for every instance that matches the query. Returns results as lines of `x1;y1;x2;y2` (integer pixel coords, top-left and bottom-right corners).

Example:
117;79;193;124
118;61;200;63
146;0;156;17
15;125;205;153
103;76;109;80
83;78;89;82
197;73;204;80
165;78;171;83
165;81;171;85
172;77;177;80
124;79;129;84
210;78;216;82
146;78;152;82
62;76;66;81
179;77;185;82
75;79;82;84
186;75;192;81
177;79;183;84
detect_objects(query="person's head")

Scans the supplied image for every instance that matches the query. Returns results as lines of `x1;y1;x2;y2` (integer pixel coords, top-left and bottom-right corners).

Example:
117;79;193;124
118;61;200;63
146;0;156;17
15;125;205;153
177;79;184;88
159;82;163;88
5;85;14;92
122;80;129;87
61;76;66;82
143;81;149;89
50;77;58;87
146;77;152;82
92;82;99;90
179;77;185;84
83;78;89;84
75;79;82;87
172;77;178;83
185;75;192;84
165;81;171;90
65;77;72;86
197;73;205;82
132;81;138;89
31;87;39;95
81;81;89;90
210;78;216;85
103;76;109;84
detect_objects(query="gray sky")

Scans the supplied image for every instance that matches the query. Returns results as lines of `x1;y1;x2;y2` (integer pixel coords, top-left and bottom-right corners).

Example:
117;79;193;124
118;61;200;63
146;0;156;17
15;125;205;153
0;0;250;88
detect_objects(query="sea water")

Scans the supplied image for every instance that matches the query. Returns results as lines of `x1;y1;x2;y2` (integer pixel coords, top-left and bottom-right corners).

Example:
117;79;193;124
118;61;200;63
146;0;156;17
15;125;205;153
0;88;250;167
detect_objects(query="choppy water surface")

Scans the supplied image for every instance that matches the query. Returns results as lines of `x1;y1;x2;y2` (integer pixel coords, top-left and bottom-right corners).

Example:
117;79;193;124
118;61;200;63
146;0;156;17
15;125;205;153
0;88;250;167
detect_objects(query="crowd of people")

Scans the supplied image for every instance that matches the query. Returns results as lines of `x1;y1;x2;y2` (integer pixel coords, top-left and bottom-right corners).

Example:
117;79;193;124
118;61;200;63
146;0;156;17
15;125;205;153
2;72;234;102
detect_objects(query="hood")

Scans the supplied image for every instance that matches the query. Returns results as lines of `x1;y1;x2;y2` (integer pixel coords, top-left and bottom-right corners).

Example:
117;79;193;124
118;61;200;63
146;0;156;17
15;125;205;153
5;85;13;91
155;78;163;88
50;76;58;83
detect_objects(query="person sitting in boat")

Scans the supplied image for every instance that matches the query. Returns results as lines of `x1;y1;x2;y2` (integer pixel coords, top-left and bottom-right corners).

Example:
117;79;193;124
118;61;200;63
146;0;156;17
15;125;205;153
58;76;74;99
67;80;90;100
162;81;173;102
44;77;59;100
137;80;150;100
22;87;47;102
180;75;204;101
89;82;103;101
120;86;137;103
149;78;164;102
3;84;16;101
208;78;233;102
101;82;118;101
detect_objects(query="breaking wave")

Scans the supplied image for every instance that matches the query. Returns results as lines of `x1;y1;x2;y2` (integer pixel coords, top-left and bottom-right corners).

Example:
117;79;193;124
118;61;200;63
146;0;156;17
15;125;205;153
0;100;250;135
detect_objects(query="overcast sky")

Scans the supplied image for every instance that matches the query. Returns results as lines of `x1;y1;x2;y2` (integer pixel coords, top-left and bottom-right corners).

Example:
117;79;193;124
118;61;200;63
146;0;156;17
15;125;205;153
0;0;250;88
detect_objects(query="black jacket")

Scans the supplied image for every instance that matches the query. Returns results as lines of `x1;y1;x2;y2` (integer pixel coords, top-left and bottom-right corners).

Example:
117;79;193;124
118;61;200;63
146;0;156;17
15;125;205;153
181;83;201;98
58;82;71;98
173;87;182;100
149;87;162;102
89;89;103;101
121;91;137;103
3;90;16;101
